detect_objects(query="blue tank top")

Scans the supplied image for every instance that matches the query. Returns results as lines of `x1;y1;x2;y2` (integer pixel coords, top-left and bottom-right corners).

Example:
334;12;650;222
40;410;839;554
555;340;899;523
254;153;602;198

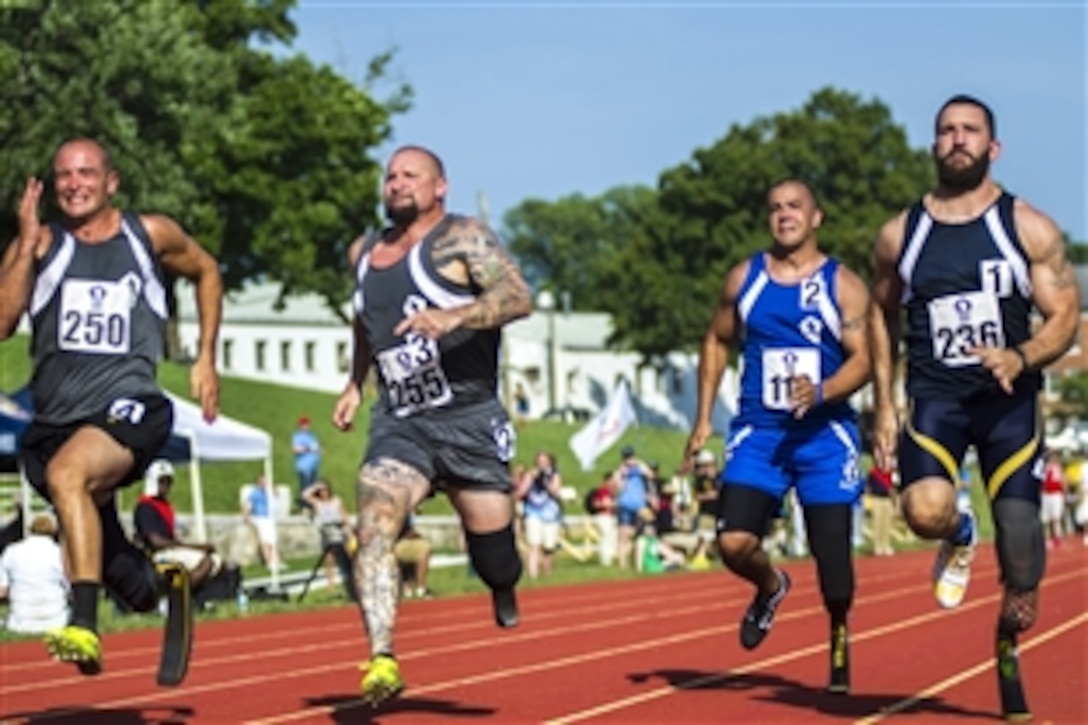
735;253;855;428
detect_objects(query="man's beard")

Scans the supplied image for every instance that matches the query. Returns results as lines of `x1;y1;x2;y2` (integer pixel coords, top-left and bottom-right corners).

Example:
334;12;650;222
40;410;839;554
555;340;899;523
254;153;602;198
936;149;990;191
385;199;420;226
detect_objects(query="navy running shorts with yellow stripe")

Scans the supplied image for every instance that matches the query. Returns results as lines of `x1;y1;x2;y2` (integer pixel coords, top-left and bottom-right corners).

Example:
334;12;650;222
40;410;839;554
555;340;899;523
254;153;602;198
899;392;1043;503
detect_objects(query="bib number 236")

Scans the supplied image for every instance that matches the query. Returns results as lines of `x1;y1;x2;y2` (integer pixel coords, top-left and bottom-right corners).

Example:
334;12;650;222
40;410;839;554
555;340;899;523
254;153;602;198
928;291;1004;367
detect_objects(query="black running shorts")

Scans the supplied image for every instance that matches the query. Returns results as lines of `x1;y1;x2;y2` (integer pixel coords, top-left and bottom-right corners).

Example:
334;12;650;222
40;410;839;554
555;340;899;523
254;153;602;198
898;392;1042;503
21;393;174;499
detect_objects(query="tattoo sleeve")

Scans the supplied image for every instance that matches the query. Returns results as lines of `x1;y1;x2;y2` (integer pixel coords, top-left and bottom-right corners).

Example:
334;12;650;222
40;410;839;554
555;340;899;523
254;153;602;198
432;221;532;330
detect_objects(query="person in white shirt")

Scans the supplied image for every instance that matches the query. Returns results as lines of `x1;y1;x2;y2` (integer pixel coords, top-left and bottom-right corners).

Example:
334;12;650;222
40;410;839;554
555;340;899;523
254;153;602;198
0;514;70;634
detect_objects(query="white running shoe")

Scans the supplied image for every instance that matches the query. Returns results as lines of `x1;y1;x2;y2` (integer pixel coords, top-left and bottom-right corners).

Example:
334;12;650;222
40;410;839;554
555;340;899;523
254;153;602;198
933;509;978;609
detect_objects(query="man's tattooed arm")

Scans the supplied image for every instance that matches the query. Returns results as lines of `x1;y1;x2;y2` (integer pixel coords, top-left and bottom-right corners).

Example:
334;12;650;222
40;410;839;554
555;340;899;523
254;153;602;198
432;219;533;330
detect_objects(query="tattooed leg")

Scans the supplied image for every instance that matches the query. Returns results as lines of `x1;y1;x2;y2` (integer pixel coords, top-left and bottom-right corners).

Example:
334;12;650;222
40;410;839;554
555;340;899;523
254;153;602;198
353;458;429;657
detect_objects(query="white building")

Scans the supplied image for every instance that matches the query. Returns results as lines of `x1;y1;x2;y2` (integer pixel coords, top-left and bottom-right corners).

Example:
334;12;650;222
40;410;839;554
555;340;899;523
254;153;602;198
175;280;739;432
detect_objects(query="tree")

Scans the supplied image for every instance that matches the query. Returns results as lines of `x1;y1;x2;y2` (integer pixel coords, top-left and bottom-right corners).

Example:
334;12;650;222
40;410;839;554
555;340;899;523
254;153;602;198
197;50;410;320
1064;233;1088;265
504;187;654;311
1057;373;1088;420
0;0;410;327
0;0;239;241
610;87;933;360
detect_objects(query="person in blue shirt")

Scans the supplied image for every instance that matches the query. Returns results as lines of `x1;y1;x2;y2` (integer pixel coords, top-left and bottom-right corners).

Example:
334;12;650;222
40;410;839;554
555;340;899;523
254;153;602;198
612;445;655;571
292;415;322;509
686;179;871;695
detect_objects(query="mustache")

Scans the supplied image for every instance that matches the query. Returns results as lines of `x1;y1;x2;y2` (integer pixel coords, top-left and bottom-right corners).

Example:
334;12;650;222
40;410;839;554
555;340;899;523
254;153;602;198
940;147;978;163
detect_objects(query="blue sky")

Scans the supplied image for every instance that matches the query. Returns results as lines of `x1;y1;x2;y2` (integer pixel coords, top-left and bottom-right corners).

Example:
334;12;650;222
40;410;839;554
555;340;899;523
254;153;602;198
291;1;1086;240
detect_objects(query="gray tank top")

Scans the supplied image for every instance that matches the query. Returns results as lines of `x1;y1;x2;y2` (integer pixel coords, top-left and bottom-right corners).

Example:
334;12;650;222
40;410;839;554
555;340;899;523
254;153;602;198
28;212;168;424
352;215;502;418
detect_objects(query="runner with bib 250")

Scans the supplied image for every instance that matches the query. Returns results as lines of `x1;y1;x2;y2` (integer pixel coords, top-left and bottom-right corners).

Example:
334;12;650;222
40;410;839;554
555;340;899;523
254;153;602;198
0;138;222;684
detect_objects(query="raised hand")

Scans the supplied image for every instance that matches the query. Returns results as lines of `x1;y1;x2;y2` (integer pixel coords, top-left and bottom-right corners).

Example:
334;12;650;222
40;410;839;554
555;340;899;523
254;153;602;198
17;178;44;255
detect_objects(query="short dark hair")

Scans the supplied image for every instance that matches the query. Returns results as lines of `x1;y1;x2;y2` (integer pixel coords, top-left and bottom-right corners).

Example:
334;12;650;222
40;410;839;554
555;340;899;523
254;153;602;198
767;178;820;210
936;94;996;138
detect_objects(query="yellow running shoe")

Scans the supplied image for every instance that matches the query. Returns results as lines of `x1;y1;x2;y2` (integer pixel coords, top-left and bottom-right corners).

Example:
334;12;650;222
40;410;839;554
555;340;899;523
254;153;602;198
359;654;404;706
44;625;102;676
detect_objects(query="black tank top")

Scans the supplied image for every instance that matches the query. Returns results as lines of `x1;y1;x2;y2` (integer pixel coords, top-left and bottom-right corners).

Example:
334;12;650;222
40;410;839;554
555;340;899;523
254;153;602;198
353;215;501;417
898;192;1040;400
29;212;167;424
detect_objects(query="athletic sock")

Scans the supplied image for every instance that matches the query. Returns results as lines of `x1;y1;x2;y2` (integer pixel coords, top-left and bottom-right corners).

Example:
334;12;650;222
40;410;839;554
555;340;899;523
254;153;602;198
71;581;100;633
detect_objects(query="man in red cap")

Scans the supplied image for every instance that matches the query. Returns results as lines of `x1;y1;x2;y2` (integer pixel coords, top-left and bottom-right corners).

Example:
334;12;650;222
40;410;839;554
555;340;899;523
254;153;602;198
292;414;322;511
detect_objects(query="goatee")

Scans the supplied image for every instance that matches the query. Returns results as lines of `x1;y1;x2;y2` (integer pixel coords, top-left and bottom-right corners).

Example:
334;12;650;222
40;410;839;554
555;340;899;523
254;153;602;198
385;201;420;226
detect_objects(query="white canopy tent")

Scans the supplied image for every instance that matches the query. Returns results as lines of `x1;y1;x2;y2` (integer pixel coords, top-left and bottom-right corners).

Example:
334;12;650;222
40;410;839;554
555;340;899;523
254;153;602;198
165;392;274;543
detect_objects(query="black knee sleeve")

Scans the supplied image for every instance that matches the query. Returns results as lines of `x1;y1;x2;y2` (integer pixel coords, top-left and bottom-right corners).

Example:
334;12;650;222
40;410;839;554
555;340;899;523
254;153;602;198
465;525;522;592
717;484;779;536
804;504;855;619
993;498;1046;592
101;500;159;612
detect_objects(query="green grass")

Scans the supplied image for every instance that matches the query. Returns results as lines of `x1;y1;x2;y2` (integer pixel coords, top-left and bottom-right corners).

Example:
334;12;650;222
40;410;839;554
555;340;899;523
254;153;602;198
1;334;709;515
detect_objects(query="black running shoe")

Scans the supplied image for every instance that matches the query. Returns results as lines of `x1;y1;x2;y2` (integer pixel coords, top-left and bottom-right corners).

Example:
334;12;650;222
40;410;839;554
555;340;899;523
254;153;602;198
739;570;791;650
492;588;519;629
827;623;850;694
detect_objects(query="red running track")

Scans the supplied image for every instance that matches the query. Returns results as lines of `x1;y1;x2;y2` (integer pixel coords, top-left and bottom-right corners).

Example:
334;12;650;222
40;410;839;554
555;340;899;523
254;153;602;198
1;543;1085;723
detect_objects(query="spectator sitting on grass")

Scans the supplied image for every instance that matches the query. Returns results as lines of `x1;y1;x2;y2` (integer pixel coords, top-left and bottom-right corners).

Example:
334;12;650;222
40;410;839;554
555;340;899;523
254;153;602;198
636;522;688;574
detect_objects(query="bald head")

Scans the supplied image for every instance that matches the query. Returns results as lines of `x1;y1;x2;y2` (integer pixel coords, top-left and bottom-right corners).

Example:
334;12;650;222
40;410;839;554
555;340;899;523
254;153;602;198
53;138;113;174
766;178;823;249
389;145;445;179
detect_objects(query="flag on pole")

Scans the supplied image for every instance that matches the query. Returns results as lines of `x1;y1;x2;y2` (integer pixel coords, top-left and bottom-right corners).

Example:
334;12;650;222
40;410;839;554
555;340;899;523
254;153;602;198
569;380;638;471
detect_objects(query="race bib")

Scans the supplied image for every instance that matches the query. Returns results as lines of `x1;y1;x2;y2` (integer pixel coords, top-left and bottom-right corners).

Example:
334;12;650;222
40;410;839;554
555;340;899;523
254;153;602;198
376;335;453;417
762;347;820;410
928;291;1004;367
58;279;133;355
